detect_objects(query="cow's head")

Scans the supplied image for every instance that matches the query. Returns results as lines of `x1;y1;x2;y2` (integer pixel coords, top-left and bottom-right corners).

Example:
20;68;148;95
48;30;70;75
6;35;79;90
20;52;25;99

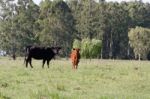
73;48;80;53
51;47;61;54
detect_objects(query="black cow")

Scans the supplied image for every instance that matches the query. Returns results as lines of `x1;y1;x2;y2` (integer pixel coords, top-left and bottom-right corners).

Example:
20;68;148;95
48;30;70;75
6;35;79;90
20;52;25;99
25;46;61;68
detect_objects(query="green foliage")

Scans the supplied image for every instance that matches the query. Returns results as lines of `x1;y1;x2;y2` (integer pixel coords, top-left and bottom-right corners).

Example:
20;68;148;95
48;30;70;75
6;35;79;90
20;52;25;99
37;0;75;56
72;38;102;58
81;38;91;58
72;39;81;48
90;39;102;58
0;0;40;55
128;26;150;60
0;0;150;59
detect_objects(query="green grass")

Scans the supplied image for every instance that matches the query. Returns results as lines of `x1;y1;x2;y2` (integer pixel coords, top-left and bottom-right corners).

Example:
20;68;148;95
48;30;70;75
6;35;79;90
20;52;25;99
0;57;150;99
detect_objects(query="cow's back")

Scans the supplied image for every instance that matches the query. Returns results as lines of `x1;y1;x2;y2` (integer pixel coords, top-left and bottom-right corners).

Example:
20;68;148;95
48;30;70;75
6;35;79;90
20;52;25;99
29;47;55;60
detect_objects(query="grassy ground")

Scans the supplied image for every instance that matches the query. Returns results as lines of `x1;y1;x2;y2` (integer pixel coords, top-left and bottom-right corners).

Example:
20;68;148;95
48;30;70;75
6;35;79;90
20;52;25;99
0;57;150;99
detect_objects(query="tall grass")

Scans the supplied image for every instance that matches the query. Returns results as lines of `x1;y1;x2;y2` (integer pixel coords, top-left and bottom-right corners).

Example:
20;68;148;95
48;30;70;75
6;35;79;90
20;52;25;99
0;57;150;99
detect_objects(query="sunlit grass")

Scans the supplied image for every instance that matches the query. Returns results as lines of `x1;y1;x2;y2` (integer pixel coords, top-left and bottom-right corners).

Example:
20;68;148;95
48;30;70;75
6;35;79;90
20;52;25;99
0;57;150;99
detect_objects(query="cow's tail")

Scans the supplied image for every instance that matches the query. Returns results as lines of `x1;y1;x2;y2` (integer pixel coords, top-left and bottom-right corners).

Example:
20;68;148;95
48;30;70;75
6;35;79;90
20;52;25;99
24;46;30;64
24;56;26;64
24;47;27;64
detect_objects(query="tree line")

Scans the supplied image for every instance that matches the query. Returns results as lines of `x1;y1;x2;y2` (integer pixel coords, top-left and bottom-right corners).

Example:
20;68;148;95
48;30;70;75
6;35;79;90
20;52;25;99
0;0;150;60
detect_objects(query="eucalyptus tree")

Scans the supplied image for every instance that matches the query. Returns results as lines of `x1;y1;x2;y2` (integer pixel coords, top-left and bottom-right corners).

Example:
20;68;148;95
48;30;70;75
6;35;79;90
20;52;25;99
100;2;130;59
38;0;75;56
0;0;40;55
128;26;150;60
0;0;17;55
127;1;150;28
13;0;40;55
70;0;99;39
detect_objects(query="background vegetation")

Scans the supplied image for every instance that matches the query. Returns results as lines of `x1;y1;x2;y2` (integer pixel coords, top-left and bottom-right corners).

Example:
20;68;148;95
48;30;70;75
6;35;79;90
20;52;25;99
0;0;150;60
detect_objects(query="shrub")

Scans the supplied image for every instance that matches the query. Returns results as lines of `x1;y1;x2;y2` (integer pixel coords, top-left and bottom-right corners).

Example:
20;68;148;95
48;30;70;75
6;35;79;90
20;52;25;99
72;38;102;58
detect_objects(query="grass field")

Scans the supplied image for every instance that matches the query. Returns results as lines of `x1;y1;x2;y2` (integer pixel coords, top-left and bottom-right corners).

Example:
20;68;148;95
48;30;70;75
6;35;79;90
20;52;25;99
0;57;150;99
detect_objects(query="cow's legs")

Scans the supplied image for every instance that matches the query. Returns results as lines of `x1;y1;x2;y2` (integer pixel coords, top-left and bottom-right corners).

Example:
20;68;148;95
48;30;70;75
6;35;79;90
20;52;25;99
75;65;78;69
26;58;28;68
74;60;78;69
47;60;50;68
26;57;31;68
42;60;46;68
26;57;33;68
28;58;33;68
76;60;79;69
72;62;74;69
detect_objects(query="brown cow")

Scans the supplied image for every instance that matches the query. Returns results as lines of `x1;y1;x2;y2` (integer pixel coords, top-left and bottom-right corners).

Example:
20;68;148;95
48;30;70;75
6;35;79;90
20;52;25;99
70;48;80;69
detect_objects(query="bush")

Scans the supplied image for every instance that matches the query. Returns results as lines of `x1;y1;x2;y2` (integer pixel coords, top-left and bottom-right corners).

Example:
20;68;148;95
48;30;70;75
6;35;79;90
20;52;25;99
72;38;102;58
81;38;91;58
90;39;102;58
72;39;81;48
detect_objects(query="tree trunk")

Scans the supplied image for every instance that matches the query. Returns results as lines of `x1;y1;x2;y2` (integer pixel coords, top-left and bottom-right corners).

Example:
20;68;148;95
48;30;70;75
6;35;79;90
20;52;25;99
109;33;113;59
138;53;141;61
100;47;103;59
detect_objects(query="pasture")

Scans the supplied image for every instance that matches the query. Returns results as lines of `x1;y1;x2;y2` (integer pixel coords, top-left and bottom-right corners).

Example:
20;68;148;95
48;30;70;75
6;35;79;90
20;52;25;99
0;57;150;99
